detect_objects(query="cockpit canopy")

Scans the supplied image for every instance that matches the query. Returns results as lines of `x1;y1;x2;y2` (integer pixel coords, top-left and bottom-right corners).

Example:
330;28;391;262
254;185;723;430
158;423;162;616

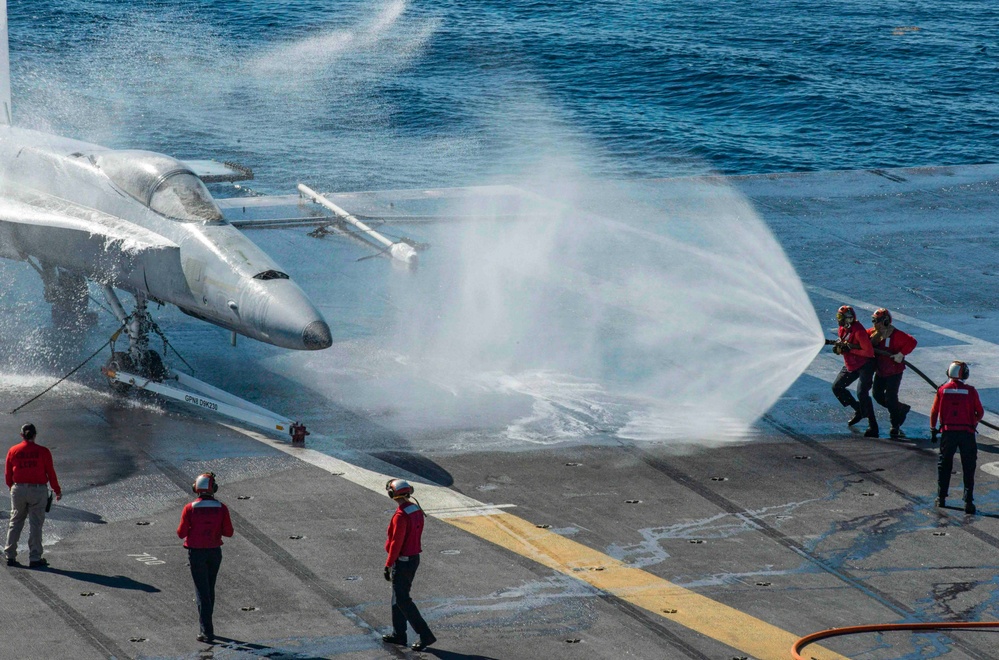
93;150;225;224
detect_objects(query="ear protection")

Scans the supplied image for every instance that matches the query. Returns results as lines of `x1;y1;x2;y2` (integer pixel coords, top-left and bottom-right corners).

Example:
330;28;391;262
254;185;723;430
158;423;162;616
385;478;414;499
871;308;892;326
193;472;219;495
836;305;856;324
947;361;970;380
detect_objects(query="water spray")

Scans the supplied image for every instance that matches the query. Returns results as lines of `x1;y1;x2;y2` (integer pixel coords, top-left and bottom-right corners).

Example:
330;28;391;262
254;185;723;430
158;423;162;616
9;326;125;414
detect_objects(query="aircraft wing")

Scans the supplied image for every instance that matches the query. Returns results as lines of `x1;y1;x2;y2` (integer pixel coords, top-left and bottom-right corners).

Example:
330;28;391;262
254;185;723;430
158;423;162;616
218;184;550;228
0;194;181;288
183;159;254;184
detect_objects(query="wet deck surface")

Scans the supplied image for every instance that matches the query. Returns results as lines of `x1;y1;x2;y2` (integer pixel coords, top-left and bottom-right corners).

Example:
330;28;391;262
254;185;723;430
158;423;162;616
3;401;999;660
4;165;999;659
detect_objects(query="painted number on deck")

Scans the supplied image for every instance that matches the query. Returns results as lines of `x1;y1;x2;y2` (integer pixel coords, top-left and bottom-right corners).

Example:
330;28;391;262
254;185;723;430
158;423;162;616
128;553;165;565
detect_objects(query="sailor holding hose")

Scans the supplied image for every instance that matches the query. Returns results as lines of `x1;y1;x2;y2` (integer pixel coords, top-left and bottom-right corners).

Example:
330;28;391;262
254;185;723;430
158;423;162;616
830;305;879;437
867;308;917;439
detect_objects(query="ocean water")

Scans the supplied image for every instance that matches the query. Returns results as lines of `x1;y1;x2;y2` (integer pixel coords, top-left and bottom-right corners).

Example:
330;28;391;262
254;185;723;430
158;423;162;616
8;0;998;193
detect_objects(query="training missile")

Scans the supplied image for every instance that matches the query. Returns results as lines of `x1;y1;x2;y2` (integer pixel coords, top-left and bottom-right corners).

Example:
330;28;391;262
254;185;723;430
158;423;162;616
298;183;418;266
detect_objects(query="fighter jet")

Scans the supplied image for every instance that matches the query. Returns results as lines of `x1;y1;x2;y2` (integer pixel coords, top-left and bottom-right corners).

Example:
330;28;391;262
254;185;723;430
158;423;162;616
0;2;332;385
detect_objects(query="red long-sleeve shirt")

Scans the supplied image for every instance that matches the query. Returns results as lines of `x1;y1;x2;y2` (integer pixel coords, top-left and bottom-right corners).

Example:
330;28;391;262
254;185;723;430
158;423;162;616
867;327;917;377
930;379;983;432
838;321;875;372
5;440;60;496
385;501;425;567
177;497;234;549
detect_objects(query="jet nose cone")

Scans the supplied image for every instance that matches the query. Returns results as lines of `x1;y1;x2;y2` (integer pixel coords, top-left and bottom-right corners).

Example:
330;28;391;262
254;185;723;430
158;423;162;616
246;279;331;350
302;320;333;350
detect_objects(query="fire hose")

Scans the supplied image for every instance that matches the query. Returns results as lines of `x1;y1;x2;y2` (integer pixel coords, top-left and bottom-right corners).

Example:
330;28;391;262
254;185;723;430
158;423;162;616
792;621;999;659
791;341;999;658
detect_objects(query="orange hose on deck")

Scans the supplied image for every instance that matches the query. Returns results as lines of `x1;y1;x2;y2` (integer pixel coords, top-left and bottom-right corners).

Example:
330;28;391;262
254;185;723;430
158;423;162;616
793;621;999;659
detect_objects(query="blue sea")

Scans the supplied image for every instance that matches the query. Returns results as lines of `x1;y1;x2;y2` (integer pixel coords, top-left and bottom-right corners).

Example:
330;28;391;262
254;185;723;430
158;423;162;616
7;0;998;194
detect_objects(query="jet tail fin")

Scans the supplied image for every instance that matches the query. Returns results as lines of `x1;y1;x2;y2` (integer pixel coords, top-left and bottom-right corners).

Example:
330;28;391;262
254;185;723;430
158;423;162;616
0;0;10;125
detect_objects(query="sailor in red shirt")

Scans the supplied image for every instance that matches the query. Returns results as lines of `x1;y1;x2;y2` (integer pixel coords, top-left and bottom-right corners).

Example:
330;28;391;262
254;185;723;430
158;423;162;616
381;478;436;652
830;305;879;437
5;423;61;568
867;308;917;439
930;361;984;514
177;472;234;643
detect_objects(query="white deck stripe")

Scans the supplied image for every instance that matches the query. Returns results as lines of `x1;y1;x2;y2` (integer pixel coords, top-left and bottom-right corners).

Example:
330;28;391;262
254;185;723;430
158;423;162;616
219;423;513;517
808;284;989;347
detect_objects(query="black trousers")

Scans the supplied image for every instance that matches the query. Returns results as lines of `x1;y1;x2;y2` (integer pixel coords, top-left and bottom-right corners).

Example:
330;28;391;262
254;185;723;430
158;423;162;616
832;361;877;426
189;547;223;637
391;554;432;640
938;430;978;501
872;372;908;428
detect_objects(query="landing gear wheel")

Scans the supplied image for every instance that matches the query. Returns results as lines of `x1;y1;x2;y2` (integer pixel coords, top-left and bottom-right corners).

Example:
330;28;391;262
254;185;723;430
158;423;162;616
105;351;135;395
138;350;167;382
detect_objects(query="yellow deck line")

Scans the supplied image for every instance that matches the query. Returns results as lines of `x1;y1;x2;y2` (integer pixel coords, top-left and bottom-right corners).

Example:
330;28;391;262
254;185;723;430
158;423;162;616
226;425;847;660
446;512;847;660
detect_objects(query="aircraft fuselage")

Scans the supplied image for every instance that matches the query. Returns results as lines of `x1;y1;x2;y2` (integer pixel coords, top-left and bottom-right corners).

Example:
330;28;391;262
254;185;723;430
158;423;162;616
0;125;332;350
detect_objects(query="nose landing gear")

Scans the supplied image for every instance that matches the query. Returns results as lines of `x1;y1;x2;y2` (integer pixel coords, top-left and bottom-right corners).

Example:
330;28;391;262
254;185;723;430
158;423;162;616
100;287;168;391
99;285;309;443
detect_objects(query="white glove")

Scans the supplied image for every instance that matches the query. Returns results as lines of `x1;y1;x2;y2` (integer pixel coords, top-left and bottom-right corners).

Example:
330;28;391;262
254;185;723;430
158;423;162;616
892;353;905;363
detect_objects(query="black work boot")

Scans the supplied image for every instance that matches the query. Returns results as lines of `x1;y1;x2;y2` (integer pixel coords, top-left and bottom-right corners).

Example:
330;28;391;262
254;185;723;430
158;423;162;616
889;427;906;439
897;403;911;427
382;634;407;646
864;426;879;438
965;490;976;515
412;633;437;651
848;404;864;426
935;493;946;508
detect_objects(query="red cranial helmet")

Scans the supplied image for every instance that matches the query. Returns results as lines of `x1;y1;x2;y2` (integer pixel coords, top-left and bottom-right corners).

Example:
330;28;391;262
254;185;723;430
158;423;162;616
193;472;218;495
836;305;856;324
947;361;969;380
872;308;892;326
386;478;413;499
